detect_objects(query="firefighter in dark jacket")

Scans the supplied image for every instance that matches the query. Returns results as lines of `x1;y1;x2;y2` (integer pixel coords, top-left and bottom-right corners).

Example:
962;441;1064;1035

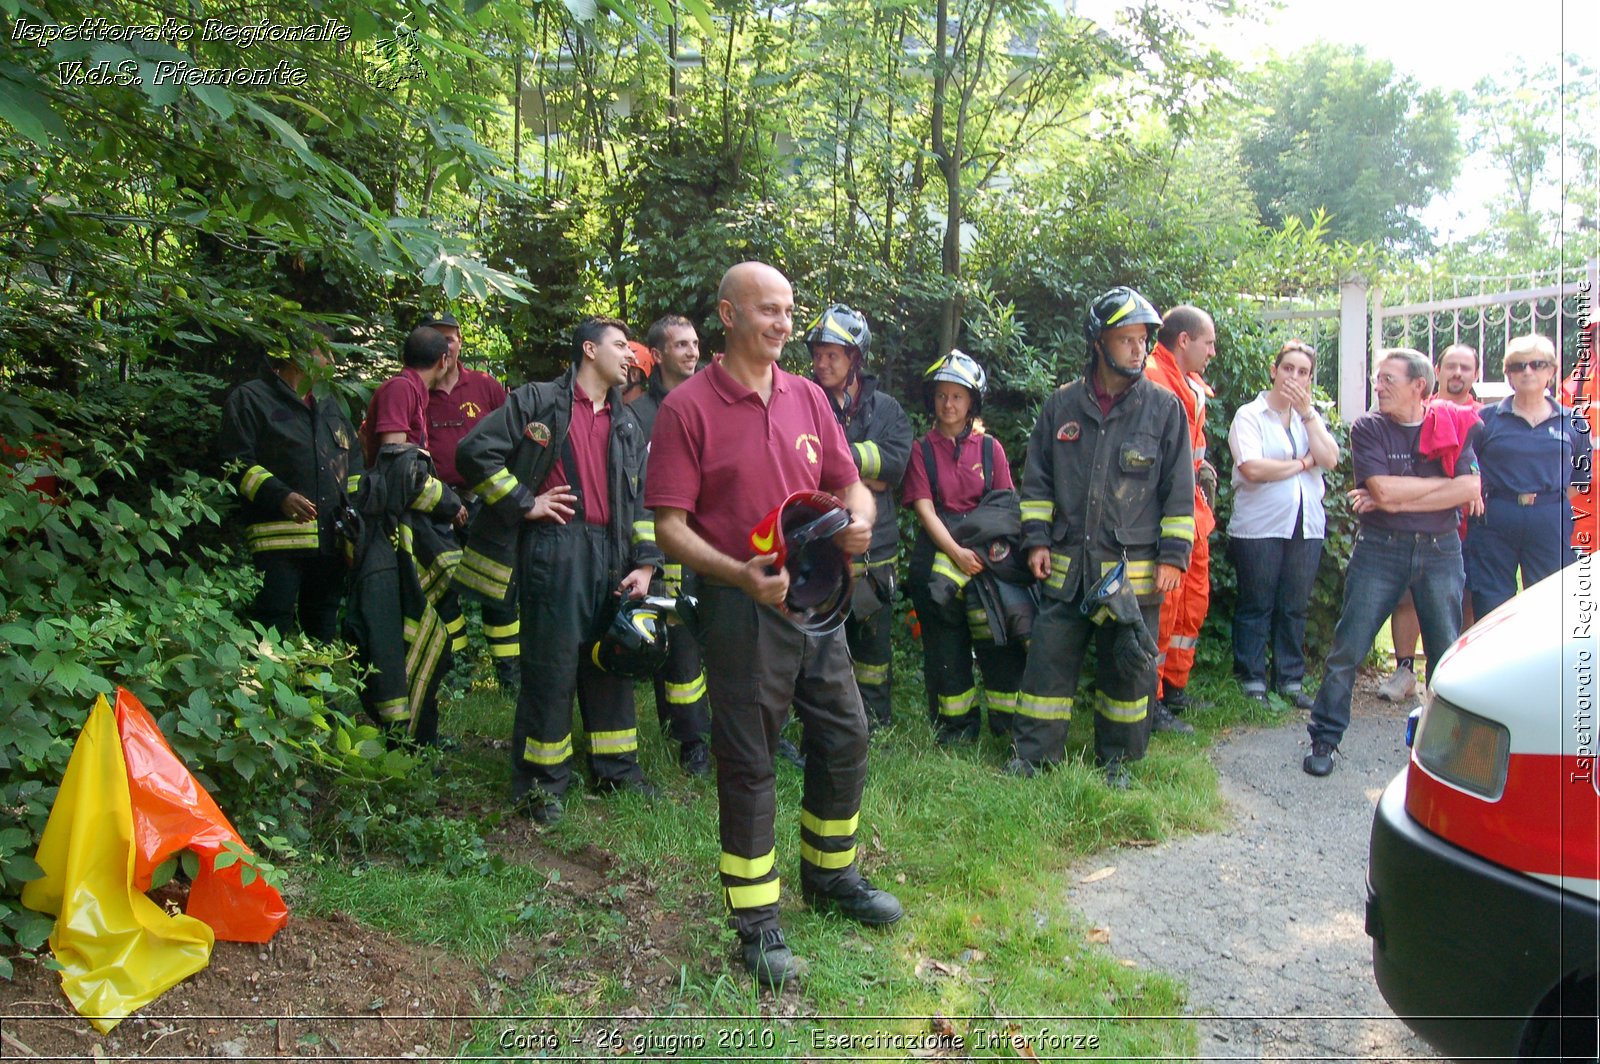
346;443;464;741
628;314;713;775
902;350;1027;743
1010;287;1195;788
804;305;913;731
217;330;360;642
456;317;663;825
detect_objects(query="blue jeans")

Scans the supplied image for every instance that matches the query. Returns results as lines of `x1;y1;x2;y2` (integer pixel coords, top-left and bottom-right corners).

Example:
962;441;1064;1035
1227;534;1323;693
1465;497;1576;618
1308;528;1464;746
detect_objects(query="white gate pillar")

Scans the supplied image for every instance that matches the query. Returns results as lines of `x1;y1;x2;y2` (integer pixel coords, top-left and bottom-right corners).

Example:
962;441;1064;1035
1338;274;1369;422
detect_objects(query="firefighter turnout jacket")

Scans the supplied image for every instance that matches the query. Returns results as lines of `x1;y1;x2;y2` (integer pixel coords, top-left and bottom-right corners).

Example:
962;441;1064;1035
453;364;662;601
218;366;361;556
1020;377;1196;603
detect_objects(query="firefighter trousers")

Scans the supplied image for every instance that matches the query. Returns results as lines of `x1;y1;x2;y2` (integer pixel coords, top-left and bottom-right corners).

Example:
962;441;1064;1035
253;553;346;643
652;625;710;747
1013;594;1160;768
697;584;869;939
907;535;1023;737
511;522;643;800
844;594;895;728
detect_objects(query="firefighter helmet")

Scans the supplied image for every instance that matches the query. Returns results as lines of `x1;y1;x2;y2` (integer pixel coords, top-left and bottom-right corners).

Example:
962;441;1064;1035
1083;286;1160;349
804;304;871;359
748;490;855;634
588;596;671;679
922;348;988;416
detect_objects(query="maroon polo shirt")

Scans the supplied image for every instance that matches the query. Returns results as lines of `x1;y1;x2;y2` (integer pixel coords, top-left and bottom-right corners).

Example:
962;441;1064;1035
900;429;1015;515
427;367;508;488
646;361;858;560
537;380;610;527
361;367;430;464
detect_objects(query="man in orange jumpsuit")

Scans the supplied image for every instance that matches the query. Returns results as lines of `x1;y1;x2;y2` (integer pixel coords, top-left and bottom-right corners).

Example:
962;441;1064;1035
1144;305;1216;732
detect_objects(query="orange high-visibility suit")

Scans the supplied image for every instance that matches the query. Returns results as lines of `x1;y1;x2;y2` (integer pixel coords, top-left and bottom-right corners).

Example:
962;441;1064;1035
1146;342;1215;693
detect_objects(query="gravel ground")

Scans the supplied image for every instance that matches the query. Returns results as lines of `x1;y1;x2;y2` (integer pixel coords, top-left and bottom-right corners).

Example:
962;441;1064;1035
1070;680;1442;1062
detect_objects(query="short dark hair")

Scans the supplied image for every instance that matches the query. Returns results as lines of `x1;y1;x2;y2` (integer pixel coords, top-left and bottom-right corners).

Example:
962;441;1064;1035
1157;305;1210;348
402;325;450;369
1273;338;1317;371
1437;343;1478;371
646;314;694;353
572;316;629;364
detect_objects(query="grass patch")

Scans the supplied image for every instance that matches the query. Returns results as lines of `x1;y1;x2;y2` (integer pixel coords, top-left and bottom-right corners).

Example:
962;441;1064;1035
295;652;1277;1058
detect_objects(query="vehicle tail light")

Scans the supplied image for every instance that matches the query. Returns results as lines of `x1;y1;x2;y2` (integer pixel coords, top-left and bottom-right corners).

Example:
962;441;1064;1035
1413;696;1510;799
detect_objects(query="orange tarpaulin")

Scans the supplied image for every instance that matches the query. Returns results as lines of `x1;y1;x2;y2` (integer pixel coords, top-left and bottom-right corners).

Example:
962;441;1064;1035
21;688;289;1031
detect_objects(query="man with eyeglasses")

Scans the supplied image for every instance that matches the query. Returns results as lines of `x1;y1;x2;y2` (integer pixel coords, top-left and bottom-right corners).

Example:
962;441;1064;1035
1302;348;1480;777
1376;343;1482;705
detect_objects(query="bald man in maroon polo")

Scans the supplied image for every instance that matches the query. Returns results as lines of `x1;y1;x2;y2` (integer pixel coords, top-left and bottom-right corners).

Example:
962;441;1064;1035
648;261;905;989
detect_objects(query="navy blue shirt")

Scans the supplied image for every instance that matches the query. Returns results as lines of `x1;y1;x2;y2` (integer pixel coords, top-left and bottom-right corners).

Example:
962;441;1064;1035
1351;411;1479;535
1469;397;1590;501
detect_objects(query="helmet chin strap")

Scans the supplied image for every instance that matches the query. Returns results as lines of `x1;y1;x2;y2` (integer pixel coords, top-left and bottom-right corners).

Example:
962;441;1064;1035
1100;341;1143;380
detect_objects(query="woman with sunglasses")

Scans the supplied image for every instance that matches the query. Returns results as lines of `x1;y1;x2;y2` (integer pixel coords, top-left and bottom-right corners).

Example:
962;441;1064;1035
1225;339;1340;707
1464;333;1590;617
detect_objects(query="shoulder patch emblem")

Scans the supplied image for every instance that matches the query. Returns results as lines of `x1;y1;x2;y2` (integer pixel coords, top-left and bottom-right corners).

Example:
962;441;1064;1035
524;421;551;445
1058;421;1081;442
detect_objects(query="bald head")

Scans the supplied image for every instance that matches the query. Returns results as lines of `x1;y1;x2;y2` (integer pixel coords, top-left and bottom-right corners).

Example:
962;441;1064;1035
718;261;794;364
1158;305;1216;375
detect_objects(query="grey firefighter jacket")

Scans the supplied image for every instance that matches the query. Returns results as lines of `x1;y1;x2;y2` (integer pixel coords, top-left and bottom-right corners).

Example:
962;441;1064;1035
1019;376;1195;605
346;444;463;731
453;365;662;602
217;366;361;556
827;374;914;558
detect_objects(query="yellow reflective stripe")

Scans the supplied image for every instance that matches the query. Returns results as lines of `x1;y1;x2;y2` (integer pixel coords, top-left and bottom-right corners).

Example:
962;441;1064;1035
632;518;656;545
800;809;859;838
719;849;775;879
421;551;461;600
1017;693;1073;720
726;880;781;909
665;674;708;704
1104;292;1137;327
374;697;409;722
1045;551;1071;591
473;468;518;505
411;477;443;512
588;728;638;754
1099;693;1148;723
931;553;972;587
1160;515;1196;543
346;473;362;494
490;643;519;658
852;441;882;480
240;465;274;500
397;523;414;553
938;687;978;717
853;660;889;686
457;548;513;600
986;690;1018;711
246;521;319;552
1020;499;1055;524
444;614;466;633
523;735;573;765
485;621;520;639
800;843;857;870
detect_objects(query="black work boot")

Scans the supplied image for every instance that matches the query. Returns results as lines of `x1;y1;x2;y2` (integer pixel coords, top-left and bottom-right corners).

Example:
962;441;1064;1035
774;736;806;770
802;876;905;926
679;740;710;777
741;927;805;989
1150;700;1195;735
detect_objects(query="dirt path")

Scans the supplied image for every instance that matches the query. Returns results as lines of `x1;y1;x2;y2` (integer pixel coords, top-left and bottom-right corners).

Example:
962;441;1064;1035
1071;683;1441;1062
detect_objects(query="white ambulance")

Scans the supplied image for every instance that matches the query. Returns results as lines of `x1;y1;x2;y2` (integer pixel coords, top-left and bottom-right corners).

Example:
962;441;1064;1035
1367;558;1600;1061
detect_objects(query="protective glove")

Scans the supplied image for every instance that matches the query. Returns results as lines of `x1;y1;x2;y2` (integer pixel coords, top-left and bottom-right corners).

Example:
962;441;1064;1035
1110;616;1159;678
1197;461;1218;509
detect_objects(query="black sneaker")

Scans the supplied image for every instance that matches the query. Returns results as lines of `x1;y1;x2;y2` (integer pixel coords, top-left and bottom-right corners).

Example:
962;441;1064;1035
1302;740;1337;777
1150;700;1195;735
775;737;806;770
935;720;979;746
802;877;904;926
741;927;805;989
1279;687;1314;710
680;740;710;777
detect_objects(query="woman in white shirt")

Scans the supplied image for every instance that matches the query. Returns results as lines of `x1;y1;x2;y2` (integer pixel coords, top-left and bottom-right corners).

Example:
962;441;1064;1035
1226;340;1340;708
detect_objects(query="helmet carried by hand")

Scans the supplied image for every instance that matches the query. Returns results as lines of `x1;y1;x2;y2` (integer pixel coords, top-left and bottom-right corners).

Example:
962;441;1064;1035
588;597;672;679
748;490;855;634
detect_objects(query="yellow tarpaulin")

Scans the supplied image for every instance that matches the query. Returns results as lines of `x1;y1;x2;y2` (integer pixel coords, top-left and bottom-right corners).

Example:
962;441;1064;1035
20;693;214;1033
